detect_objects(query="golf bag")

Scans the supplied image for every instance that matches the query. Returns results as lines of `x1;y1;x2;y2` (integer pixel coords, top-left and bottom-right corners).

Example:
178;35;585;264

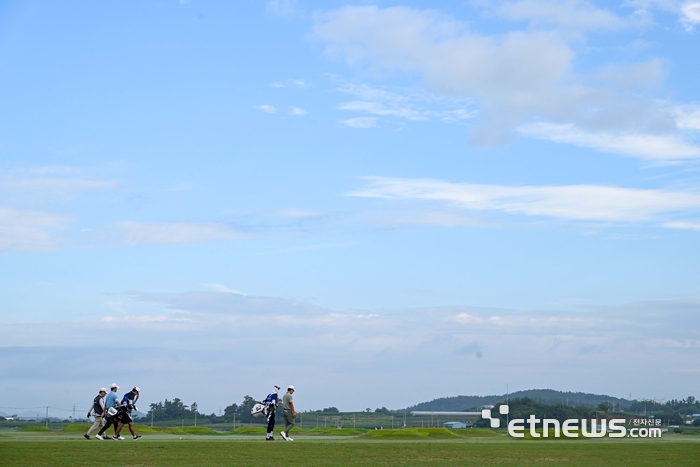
251;403;266;418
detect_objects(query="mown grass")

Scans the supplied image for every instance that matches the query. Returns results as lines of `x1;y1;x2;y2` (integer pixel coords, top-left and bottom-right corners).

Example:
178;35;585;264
362;428;461;439
1;434;698;466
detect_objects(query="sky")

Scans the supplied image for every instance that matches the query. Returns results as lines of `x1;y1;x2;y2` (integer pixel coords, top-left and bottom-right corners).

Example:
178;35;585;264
1;0;699;416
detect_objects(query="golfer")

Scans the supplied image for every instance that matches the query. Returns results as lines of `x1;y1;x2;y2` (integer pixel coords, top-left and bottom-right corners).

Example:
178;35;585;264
103;384;120;435
280;385;296;441
84;388;106;439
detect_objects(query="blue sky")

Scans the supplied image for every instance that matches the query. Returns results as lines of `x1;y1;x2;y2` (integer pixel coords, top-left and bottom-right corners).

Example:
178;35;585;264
1;0;699;415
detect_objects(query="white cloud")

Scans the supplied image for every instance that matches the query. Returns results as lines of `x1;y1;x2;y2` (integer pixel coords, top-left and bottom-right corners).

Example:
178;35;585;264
256;104;277;113
0;207;71;251
497;0;629;30
341;117;378;129
349;176;700;222
106;221;246;246
681;1;700;29
203;283;246;295
676;105;700;130
290;107;308;115
663;220;700;231
519;122;700;161
271;79;307;88
314;5;699;155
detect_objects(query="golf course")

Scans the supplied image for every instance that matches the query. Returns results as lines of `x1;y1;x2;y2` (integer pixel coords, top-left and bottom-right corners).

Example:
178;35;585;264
2;426;699;466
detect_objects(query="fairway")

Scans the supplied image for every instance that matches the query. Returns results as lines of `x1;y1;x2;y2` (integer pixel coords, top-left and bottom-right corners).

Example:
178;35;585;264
2;433;699;466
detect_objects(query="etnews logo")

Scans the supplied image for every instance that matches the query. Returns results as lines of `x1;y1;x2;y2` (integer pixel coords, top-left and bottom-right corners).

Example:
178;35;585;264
481;405;662;438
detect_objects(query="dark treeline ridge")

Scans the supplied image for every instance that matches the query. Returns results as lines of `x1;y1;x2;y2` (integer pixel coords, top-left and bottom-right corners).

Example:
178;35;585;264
146;397;392;424
146;392;699;425
406;389;635;412
148;396;261;424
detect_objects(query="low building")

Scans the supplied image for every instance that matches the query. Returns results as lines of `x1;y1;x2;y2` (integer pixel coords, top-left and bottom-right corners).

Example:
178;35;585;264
443;421;467;429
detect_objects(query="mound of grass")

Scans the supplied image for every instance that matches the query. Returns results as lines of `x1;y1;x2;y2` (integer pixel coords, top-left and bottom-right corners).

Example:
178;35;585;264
455;429;500;437
132;425;160;433
18;426;52;432
362;428;460;440
231;427;266;435
61;424;91;432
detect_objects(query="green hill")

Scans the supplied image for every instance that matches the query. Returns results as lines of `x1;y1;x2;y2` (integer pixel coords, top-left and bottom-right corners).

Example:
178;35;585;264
405;389;633;412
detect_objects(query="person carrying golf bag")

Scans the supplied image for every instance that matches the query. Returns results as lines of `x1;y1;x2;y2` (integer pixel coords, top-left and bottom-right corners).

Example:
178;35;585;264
95;401;133;440
263;386;280;440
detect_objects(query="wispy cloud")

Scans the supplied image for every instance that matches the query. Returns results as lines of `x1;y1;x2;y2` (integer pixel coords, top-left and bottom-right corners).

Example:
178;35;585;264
203;283;246;295
663;220;700;231
519;122;700;161
271;79;307;88
0;207;72;251
290;107;308;116
104;221;246;246
3;295;699;411
349;176;700;223
496;0;631;30
341;117;378;129
0;167;119;204
256;104;277;113
336;83;476;123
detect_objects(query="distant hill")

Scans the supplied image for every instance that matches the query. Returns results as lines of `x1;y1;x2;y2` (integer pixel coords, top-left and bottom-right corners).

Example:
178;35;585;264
405;389;633;412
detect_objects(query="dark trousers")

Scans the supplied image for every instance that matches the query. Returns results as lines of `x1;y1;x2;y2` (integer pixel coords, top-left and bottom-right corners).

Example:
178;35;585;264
98;416;119;436
266;410;276;433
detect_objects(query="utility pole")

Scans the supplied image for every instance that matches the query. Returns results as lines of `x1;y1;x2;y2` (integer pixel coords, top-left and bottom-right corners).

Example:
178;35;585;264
45;406;49;428
506;384;509;428
72;404;75;420
195;411;197;427
151;411;154;428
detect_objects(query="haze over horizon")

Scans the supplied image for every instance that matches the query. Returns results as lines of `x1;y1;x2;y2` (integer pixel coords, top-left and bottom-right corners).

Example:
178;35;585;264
1;0;699;415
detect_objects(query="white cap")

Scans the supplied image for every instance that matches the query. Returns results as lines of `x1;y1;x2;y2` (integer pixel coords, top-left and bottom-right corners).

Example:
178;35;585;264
99;388;107;392
288;385;295;390
110;383;119;389
133;386;140;392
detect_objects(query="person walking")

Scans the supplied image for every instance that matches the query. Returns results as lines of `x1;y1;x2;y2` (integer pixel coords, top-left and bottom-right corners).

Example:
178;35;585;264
263;386;280;440
95;401;139;440
113;387;141;440
280;385;296;441
104;383;120;436
84;388;107;439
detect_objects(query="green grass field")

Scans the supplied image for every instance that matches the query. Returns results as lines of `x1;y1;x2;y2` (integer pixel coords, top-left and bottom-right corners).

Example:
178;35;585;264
1;429;698;466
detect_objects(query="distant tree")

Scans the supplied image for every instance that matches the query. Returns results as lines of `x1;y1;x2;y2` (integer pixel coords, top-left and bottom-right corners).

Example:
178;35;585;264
597;402;611;412
224;403;239;419
374;407;390;414
694;418;700;427
322;407;339;413
366;408;371;412
191;402;198;414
